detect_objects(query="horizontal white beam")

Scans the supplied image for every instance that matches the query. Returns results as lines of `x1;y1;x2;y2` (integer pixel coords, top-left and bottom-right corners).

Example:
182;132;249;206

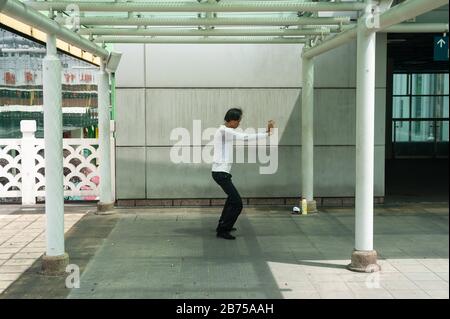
302;26;357;58
337;23;450;34
303;0;449;58
80;28;330;37
93;36;307;44
56;16;351;27
385;23;449;33
0;0;108;59
379;0;449;30
25;1;367;13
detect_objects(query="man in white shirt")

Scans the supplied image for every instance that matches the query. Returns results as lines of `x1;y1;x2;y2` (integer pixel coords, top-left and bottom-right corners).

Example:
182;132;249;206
212;108;274;240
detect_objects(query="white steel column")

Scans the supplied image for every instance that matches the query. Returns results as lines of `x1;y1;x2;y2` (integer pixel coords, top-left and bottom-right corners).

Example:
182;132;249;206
43;34;64;256
356;8;376;252
97;62;114;212
41;33;68;274
349;1;380;272
301;55;317;212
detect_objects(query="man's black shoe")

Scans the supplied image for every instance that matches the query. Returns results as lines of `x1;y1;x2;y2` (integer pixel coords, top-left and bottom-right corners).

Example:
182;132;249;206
216;232;236;240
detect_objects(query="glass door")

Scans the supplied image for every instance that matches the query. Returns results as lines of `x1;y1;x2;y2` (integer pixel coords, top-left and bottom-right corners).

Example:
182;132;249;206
392;73;449;158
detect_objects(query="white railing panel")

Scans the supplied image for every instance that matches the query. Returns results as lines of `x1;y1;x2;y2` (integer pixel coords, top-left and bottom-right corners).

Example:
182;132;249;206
33;139;101;198
0;120;116;202
0;140;22;198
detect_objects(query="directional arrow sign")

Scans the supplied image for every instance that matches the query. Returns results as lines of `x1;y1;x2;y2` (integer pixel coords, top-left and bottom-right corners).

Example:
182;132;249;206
434;36;448;61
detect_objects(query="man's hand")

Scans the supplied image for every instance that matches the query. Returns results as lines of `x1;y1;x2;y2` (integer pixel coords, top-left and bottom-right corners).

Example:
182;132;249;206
267;120;275;135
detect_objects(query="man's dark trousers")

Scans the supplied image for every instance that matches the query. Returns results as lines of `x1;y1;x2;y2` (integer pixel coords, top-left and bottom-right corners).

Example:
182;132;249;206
212;171;243;233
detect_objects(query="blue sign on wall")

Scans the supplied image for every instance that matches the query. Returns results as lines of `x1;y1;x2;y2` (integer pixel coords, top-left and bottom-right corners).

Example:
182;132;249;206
434;36;449;61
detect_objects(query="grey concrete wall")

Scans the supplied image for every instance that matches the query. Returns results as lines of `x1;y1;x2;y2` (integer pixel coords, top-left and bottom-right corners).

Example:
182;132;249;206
312;33;386;198
113;34;387;199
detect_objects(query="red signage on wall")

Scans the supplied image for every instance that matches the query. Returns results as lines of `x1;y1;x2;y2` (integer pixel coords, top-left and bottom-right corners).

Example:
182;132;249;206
80;73;92;83
64;73;76;83
4;72;16;85
25;71;34;83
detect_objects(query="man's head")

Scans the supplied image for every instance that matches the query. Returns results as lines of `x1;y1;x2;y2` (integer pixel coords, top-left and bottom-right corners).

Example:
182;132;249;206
224;108;242;128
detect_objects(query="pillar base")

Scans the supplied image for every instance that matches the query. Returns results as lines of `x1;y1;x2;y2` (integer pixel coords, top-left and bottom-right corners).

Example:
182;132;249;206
307;200;317;213
347;249;381;273
96;202;115;215
40;252;69;276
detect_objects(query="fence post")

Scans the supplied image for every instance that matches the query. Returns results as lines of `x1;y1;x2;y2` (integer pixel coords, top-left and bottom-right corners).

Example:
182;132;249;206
110;120;116;202
20;120;37;205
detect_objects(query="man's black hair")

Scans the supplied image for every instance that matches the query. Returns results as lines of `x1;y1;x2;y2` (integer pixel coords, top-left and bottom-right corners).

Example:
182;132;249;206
224;108;243;122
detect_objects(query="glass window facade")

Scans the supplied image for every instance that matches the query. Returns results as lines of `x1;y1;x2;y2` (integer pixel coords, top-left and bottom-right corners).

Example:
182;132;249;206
392;73;449;158
0;27;99;138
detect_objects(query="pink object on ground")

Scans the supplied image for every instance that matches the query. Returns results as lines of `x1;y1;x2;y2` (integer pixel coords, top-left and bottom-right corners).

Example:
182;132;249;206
82;175;100;200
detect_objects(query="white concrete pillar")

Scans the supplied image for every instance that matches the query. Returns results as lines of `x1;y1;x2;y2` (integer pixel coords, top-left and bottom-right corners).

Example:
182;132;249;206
110;120;116;203
97;62;114;212
349;1;380;272
41;33;68;274
20;120;37;206
301;56;317;213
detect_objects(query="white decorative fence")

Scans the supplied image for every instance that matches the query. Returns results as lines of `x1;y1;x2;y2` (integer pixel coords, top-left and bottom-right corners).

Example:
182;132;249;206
0;139;22;198
0;120;115;204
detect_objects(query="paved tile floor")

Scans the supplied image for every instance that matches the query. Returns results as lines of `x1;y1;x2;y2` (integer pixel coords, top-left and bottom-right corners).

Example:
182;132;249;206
0;205;88;294
0;203;448;299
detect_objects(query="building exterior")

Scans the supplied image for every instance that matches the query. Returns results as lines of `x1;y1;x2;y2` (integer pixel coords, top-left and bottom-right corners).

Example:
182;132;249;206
112;7;448;203
0;0;448;277
0;27;99;138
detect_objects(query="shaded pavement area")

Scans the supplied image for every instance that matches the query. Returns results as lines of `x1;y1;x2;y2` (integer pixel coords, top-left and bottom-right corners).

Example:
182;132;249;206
0;202;448;299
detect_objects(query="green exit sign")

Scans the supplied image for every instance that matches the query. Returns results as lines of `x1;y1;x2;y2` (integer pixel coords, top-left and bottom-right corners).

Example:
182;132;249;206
434;36;448;61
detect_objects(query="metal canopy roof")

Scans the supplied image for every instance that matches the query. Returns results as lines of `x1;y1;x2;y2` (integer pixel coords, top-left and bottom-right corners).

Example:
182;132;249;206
1;0;449;58
21;0;363;46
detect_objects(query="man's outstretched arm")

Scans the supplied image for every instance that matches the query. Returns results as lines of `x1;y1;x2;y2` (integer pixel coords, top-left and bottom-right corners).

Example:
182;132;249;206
223;120;275;141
